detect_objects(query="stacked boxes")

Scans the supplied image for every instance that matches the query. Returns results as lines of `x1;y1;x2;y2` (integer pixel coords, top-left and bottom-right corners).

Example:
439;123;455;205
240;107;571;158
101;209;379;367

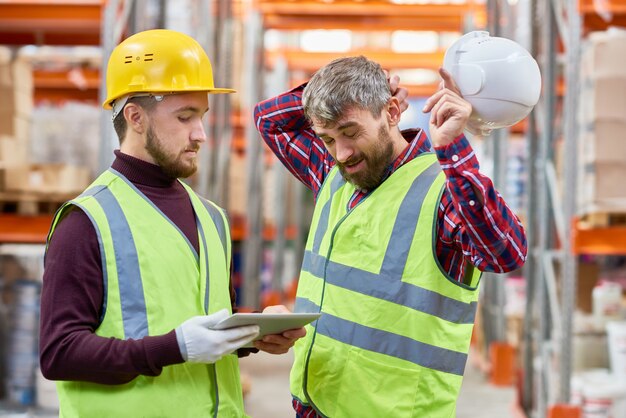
0;46;32;169
578;28;626;214
0;48;94;201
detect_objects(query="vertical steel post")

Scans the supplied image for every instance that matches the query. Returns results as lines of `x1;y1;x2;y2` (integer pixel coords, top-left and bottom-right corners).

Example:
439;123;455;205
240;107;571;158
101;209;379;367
559;0;581;404
242;11;264;309
98;0;119;173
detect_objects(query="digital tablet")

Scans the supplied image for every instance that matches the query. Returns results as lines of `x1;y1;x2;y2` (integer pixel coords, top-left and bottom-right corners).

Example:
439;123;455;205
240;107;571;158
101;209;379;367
213;313;321;346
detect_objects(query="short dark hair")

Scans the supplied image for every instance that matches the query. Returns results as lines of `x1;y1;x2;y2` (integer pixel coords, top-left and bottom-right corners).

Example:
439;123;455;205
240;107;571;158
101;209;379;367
112;96;159;144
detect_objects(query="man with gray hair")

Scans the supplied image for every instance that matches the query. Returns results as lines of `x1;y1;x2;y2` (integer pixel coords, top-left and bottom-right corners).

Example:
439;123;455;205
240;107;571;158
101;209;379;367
254;55;526;417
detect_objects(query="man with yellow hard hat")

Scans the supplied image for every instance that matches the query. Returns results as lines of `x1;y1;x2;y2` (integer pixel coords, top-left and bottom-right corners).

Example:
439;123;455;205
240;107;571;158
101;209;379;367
39;29;305;417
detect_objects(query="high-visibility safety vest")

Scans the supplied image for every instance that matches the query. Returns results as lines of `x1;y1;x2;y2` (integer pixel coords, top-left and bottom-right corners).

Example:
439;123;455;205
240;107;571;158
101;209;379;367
46;169;247;418
290;153;482;418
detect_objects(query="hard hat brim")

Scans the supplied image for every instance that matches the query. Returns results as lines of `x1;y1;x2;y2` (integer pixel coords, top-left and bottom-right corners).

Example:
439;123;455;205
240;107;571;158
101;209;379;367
102;87;237;110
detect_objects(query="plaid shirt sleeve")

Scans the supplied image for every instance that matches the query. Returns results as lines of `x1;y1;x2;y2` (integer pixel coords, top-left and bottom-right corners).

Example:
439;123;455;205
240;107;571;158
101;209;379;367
253;84;332;198
435;135;528;273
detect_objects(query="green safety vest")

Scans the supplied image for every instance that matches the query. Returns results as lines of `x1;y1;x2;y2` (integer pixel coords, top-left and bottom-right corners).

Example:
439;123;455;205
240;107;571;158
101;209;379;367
46;169;247;418
290;154;482;418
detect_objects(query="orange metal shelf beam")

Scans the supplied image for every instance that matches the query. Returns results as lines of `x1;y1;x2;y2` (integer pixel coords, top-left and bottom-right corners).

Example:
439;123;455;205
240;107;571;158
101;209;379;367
259;1;474;16
263;15;466;32
0;214;53;244
0;213;298;244
572;217;626;255
266;50;446;72
33;67;100;103
0;0;104;46
258;1;480;31
579;0;626;13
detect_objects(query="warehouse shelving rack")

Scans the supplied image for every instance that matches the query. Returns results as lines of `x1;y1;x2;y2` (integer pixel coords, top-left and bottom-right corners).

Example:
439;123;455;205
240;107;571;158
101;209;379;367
522;0;626;416
0;0;105;244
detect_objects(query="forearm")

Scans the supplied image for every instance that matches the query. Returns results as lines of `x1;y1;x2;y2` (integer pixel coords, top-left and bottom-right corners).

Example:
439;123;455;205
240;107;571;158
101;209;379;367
436;136;528;273
40;328;181;384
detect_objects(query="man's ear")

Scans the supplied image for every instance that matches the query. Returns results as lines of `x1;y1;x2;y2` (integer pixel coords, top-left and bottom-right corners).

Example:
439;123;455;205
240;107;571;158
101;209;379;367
387;97;402;127
124;103;146;134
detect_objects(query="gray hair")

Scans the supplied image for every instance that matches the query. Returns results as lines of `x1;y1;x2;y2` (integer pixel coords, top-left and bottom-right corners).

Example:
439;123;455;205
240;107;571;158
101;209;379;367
302;56;391;128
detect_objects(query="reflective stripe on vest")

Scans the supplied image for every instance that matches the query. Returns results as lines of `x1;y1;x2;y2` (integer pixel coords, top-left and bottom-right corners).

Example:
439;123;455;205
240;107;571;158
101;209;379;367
290;154;482;418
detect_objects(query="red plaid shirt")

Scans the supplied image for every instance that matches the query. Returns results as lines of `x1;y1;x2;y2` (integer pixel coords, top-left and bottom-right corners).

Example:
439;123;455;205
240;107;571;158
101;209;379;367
254;85;527;417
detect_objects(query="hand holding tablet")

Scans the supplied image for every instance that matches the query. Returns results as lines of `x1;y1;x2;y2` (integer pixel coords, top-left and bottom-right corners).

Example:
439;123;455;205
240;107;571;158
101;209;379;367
213;312;320;345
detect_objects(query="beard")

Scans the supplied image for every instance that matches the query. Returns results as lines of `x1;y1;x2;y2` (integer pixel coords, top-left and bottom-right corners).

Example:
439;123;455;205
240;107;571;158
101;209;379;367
337;124;394;191
145;124;198;179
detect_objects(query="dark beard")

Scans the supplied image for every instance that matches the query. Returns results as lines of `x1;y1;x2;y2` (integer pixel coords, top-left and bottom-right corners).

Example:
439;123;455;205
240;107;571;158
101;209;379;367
337;124;394;191
145;125;197;179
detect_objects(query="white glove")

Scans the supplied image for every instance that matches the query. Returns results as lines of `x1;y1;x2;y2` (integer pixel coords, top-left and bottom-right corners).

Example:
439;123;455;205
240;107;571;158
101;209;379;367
175;309;260;364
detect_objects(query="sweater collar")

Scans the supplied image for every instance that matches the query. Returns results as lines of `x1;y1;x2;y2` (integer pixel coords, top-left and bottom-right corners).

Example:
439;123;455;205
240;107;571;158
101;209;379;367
111;150;177;188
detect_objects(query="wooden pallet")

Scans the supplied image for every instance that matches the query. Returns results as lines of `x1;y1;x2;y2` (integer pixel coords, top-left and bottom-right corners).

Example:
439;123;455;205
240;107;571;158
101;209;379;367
578;211;626;228
0;190;75;216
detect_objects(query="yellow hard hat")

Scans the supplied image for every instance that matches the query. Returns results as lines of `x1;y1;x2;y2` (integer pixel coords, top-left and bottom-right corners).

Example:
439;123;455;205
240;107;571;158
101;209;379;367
103;29;234;109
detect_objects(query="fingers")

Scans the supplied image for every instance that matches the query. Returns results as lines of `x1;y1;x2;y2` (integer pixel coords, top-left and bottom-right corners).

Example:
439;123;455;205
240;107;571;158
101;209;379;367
422;88;463;115
423;68;465;114
439;67;462;96
220;325;260;354
394;86;409;113
224;325;260;343
426;89;471;128
199;309;230;327
283;327;307;340
388;74;400;95
262;304;290;314
429;101;456;129
387;74;409;113
253;335;295;354
253;327;307;355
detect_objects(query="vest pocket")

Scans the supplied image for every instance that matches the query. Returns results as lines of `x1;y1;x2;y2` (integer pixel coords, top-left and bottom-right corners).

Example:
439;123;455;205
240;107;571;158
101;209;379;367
335;349;421;418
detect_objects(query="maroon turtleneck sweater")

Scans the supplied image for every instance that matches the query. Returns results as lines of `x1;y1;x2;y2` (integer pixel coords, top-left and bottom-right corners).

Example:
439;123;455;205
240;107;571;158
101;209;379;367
39;150;243;384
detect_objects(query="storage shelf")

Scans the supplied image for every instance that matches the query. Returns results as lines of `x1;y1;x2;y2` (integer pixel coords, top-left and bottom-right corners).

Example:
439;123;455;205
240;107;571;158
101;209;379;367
572;217;626;255
0;0;105;46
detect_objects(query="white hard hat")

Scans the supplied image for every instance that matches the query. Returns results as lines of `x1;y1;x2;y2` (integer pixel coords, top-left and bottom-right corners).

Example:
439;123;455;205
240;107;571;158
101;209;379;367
443;31;542;136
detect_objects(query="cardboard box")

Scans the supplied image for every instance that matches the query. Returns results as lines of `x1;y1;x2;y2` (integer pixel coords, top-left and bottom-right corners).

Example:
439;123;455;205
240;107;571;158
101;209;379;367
0;59;33;91
578;162;626;214
581;29;626;79
0;87;33;117
0;45;11;65
580;120;626;164
579;77;626;123
577;262;600;314
3;163;90;194
0;114;29;140
0;136;28;165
